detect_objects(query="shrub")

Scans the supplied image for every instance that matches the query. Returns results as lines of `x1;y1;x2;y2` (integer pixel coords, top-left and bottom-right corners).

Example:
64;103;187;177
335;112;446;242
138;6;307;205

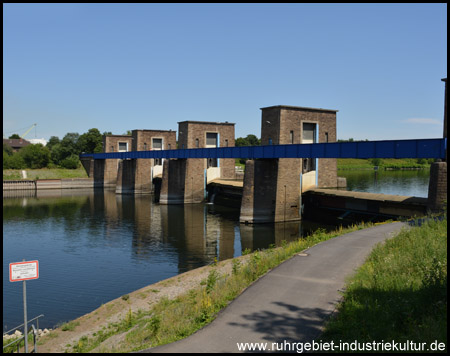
60;154;81;169
19;144;51;169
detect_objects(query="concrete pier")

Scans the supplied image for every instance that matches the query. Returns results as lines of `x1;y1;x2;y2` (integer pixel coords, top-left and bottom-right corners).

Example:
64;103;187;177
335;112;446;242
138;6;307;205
159;159;205;204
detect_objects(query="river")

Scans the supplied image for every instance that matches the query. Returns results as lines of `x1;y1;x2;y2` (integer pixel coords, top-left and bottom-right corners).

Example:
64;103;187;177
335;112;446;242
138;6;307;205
2;169;430;331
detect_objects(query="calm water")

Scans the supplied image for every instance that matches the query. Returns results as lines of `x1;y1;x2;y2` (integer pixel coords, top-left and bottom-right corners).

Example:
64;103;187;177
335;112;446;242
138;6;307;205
3;169;430;331
339;169;431;197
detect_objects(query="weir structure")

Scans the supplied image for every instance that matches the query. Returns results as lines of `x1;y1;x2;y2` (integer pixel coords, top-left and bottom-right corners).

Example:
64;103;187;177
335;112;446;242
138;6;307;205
159;121;235;204
81;79;447;223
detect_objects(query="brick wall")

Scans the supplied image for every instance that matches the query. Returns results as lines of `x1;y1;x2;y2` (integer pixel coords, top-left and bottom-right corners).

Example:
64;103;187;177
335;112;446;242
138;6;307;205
131;130;177;194
100;135;133;187
427;162;447;211
261;105;338;188
178;121;236;179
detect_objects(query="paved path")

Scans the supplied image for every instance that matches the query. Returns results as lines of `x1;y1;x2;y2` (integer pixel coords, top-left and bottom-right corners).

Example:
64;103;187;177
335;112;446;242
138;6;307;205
141;222;408;353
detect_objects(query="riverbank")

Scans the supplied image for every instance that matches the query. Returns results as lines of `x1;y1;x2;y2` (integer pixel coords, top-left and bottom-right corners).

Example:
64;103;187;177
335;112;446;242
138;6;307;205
3;168;88;180
33;222;375;353
337;158;433;170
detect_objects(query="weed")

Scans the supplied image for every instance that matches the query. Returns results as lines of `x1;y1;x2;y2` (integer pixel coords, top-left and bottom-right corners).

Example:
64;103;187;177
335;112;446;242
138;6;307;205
232;258;241;275
61;320;80;331
206;270;219;294
121;294;130;301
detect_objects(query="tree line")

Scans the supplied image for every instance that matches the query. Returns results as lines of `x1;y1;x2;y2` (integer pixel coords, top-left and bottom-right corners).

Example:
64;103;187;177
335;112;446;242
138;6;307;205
3;128;107;170
3;130;262;170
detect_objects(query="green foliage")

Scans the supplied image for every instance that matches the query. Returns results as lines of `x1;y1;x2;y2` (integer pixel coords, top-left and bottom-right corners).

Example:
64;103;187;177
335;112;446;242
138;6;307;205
370;158;382;166
338;158;433;170
60;154;80;169
18;143;51;169
46;136;60;151
3;143;13;155
235;134;261;147
321;216;447;345
232;259;241;275
61;320;80;331
78;128;103;154
206;270;219;294
8;133;21;139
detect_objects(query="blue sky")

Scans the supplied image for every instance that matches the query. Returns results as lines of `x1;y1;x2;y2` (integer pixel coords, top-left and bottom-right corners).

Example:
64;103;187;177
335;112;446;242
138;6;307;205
3;3;447;142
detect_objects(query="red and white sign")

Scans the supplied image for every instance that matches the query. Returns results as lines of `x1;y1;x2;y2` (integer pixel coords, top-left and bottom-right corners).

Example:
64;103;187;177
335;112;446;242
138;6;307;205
9;260;39;282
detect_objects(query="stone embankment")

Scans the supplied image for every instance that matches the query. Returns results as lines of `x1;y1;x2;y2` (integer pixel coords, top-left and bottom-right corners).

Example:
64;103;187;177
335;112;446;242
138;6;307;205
3;178;93;190
3;328;53;340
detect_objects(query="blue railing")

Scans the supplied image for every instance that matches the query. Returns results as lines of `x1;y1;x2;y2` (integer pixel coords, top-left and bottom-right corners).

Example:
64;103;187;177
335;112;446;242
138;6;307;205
80;138;446;160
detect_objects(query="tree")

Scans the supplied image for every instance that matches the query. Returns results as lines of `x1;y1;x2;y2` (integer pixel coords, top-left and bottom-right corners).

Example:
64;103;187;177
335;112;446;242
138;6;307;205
235;134;261;147
8;134;21;139
3;143;13;156
78;128;103;154
60;154;80;169
50;143;72;166
46;136;60;151
18;144;51;169
3;151;25;169
246;134;260;146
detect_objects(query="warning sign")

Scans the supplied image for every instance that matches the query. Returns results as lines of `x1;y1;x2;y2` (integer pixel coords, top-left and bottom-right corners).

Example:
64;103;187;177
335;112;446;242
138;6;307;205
9;261;39;282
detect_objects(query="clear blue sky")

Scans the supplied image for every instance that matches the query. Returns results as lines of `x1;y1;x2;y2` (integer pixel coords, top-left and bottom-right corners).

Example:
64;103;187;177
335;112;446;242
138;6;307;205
3;3;447;142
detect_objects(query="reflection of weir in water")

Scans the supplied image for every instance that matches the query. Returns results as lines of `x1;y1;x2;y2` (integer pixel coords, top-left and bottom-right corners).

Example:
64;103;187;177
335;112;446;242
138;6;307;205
4;189;331;275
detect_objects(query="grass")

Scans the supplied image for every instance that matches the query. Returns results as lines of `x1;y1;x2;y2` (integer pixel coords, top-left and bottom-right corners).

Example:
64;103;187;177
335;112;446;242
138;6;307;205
66;221;383;353
59;321;80;332
3;168;88;180
337;158;432;170
2;332;36;353
320;215;447;351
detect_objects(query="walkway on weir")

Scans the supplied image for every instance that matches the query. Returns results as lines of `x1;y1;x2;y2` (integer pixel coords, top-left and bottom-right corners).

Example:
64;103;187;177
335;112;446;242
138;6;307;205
140;221;408;353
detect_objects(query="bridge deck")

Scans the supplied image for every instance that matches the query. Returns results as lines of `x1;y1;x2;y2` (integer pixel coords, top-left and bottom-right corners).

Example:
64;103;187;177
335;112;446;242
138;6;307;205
80;138;446;160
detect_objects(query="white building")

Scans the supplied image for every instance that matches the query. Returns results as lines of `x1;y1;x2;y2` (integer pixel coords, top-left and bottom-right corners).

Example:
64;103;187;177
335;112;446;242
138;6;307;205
28;138;48;146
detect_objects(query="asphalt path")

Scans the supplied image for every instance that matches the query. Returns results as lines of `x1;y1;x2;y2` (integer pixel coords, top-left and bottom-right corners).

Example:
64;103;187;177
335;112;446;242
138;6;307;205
140;222;408;353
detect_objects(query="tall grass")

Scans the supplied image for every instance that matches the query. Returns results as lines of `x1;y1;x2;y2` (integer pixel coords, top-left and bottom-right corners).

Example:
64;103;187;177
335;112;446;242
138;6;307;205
321;216;447;350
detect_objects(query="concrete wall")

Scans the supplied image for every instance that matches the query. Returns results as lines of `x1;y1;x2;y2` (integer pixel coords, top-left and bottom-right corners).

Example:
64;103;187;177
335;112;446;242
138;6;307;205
159;158;205;204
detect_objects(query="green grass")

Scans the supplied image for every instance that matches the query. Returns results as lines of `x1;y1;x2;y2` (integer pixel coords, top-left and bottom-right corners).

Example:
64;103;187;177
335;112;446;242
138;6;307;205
321;215;447;351
3;168;88;180
60;321;80;332
337;158;432;170
67;222;383;353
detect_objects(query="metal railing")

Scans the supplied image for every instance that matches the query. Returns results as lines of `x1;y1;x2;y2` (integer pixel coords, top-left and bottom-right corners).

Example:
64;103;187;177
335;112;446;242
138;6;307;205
3;314;44;353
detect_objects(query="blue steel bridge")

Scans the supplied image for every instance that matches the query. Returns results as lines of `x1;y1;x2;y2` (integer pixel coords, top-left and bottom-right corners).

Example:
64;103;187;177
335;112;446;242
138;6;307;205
80;138;447;160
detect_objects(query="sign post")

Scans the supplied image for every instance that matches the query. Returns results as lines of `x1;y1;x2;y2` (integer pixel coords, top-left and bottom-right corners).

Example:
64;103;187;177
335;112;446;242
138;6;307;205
9;260;39;353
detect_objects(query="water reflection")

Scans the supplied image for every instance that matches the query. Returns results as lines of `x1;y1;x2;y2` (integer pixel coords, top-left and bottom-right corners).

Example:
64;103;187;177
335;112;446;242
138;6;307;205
340;169;430;197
